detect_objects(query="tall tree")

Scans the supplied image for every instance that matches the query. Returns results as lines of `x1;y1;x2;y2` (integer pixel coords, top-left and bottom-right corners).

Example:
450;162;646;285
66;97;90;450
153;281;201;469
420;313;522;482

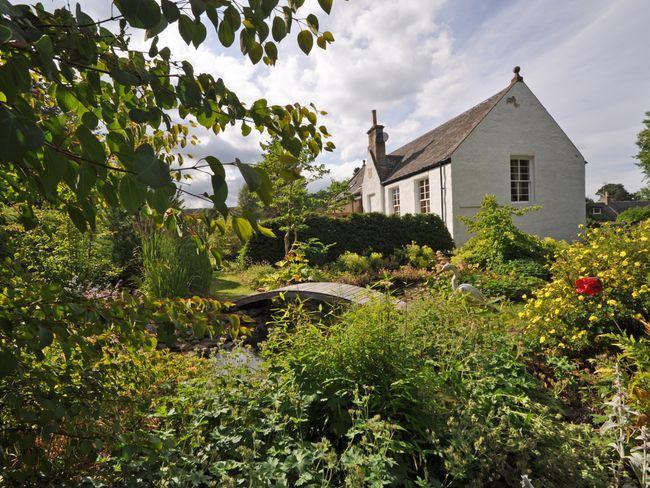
237;139;347;255
596;183;634;202
636;111;650;181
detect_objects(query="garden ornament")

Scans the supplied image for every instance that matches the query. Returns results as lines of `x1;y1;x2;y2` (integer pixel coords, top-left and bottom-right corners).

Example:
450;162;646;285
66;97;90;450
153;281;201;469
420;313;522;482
437;263;497;310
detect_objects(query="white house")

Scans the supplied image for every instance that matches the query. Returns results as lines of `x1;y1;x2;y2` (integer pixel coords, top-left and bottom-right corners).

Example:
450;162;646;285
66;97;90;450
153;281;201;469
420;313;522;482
348;67;586;245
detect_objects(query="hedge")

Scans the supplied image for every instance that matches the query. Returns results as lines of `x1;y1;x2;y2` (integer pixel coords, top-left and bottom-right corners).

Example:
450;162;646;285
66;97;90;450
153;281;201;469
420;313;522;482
241;212;454;265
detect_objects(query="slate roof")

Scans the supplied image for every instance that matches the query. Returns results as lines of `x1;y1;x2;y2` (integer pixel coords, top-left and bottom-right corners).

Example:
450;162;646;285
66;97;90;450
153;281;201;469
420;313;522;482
588;200;650;220
347;164;365;194
381;84;513;184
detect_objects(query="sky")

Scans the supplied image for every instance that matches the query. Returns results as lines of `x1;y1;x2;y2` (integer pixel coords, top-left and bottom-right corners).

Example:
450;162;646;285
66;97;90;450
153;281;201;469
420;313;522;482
39;0;650;206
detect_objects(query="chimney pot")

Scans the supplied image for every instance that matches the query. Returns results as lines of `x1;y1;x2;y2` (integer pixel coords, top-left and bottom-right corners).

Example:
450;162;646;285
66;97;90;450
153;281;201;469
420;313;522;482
371;109;377;126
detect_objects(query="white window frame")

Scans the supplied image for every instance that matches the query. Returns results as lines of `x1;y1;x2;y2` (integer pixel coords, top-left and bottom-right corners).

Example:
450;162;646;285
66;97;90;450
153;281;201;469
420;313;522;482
510;158;532;203
418;178;431;213
389;187;400;215
591;207;602;215
367;193;375;212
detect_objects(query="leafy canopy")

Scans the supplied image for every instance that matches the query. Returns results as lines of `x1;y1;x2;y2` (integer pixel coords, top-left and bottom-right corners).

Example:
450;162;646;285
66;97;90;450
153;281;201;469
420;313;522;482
596;183;634;202
0;0;336;237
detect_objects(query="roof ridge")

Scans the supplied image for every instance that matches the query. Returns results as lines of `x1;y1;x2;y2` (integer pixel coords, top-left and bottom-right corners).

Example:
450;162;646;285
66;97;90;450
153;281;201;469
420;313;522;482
381;82;515;183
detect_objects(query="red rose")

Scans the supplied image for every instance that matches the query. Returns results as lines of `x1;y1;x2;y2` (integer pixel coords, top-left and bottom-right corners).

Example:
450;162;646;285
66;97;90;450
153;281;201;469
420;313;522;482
575;277;603;296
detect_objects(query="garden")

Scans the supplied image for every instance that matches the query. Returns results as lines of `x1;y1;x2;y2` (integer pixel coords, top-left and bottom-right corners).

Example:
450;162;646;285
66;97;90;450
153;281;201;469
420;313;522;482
1;1;649;487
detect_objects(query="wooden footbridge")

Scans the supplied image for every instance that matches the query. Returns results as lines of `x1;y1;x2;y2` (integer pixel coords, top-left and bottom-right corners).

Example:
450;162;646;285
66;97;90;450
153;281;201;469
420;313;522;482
234;282;405;310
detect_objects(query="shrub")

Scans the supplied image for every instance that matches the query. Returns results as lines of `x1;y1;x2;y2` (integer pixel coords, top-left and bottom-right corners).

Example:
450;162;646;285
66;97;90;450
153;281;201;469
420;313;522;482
140;228;212;298
94;298;609;486
403;241;437;268
521;221;650;353
256;241;327;290
1;206;122;288
336;251;371;274
241;213;453;265
617;205;650;224
456;195;550;267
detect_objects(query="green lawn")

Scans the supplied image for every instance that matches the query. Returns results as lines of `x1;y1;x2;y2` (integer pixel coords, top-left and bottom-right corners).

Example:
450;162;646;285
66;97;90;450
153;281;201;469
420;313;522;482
211;272;256;301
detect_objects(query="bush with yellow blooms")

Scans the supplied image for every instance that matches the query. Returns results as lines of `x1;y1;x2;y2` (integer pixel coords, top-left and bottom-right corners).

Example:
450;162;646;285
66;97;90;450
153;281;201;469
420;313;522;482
521;220;649;352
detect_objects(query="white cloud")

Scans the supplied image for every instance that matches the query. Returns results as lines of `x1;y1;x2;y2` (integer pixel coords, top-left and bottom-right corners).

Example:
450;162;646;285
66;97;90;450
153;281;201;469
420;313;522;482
31;0;650;204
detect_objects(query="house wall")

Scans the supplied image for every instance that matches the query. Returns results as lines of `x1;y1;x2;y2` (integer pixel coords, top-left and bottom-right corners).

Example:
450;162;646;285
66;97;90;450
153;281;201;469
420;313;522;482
361;156;385;213
450;82;586;245
381;164;454;238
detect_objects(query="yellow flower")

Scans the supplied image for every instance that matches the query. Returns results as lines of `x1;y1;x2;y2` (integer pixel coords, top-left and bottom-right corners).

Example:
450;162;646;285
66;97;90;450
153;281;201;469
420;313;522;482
518;312;525;318
635;261;641;268
622;260;629;266
632;291;639;298
558;342;566;348
578;295;585;301
619;251;627;257
607;299;617;306
539;336;546;344
641;236;648;242
588;315;598;322
549;328;556;334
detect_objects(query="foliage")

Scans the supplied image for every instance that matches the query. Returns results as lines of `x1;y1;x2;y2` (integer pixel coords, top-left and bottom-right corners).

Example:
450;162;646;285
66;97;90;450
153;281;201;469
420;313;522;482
0;259;241;484
336;251;386;275
256;240;327;290
636;111;650;182
521;221;650;353
140;226;212;298
596;183;635;202
475;259;549;301
0;0;334;237
618;205;650;224
1;205;122;288
87;297;609;487
105;208;141;282
457;195;551;268
634;186;650;201
403;241;437;268
236;139;347;256
242;212;453;265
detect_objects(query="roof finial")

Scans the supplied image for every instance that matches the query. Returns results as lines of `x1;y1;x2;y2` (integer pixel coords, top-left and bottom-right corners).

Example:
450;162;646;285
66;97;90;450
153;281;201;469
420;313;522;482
512;66;523;83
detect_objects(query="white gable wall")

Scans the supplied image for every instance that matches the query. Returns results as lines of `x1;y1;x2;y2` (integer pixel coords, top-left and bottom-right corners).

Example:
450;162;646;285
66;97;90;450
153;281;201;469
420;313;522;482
361;153;385;213
450;82;585;245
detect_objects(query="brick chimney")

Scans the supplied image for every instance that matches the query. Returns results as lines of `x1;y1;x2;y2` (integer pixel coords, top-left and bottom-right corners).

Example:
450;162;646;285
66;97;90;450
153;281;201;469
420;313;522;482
602;191;610;205
367;109;386;164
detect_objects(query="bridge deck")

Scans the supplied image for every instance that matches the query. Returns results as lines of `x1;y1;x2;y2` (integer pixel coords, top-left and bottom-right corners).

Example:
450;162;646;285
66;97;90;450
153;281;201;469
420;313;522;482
234;282;404;309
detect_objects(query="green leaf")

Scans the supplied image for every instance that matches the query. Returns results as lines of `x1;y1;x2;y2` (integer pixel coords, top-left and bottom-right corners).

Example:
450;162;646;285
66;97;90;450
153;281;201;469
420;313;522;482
133;144;171;189
306;14;319;33
38;325;54;349
248;41;263;64
254;167;273;206
224;5;241;30
218;17;235;47
76;125;106;163
34;35;58;78
192;20;207;47
0;25;11;43
178;15;195;45
128;108;150;123
0;106;45;161
81;111;99;129
236;162;261;192
115;0;162;30
119;174;147;213
206;6;219;31
42;147;69;194
271;16;286;42
297;30;313;55
205;156;224;177
232;217;253;243
318;0;333;14
161;0;180;22
264;41;278;64
67;204;87;232
147;183;175;212
0;350;16;378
